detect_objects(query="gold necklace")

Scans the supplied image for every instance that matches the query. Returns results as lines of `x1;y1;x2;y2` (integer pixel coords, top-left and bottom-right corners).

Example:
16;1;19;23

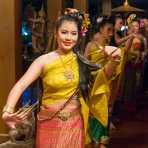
58;52;74;81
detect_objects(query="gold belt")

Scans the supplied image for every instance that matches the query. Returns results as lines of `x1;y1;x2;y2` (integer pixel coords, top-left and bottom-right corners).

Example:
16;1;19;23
37;108;80;121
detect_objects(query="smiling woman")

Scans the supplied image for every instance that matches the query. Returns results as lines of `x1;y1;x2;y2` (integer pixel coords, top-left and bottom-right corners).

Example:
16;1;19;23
2;13;86;148
56;21;78;52
1;7;122;148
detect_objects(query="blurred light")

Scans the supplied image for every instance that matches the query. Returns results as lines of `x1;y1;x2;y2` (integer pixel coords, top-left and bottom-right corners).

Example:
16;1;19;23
21;21;31;36
23;31;29;36
121;25;128;31
22;26;29;36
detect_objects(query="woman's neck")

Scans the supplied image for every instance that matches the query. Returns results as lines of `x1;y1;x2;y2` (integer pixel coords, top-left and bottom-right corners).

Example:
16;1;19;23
97;34;108;46
56;48;73;55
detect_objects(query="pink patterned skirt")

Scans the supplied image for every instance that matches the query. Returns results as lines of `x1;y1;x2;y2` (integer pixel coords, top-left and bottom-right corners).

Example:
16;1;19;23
36;102;84;148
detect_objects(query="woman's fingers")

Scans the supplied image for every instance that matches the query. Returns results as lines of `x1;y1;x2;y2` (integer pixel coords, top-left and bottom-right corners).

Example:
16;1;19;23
16;110;31;119
111;48;121;58
13;107;32;120
3;106;33;128
2;108;32;129
105;46;121;58
5;121;16;129
2;112;22;128
108;48;118;58
4;108;31;121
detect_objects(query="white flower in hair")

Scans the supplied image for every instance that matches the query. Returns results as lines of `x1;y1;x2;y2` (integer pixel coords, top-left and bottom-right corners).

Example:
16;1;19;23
96;17;103;23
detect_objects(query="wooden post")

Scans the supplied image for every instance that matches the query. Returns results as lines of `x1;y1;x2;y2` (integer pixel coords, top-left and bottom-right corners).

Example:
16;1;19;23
74;0;88;12
0;0;22;142
47;0;62;29
102;0;112;16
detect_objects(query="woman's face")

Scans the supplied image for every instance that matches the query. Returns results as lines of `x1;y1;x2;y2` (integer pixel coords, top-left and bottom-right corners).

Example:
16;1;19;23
56;20;78;52
115;18;123;30
131;21;140;33
100;23;114;40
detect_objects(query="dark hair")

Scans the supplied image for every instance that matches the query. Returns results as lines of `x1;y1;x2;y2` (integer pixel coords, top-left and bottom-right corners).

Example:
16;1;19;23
73;44;91;101
51;14;82;52
97;16;113;32
55;14;82;37
113;14;123;25
115;14;123;20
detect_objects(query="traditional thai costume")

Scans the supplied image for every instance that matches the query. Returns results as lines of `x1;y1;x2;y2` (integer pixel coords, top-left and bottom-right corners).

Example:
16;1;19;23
35;46;114;147
36;51;88;148
86;41;111;145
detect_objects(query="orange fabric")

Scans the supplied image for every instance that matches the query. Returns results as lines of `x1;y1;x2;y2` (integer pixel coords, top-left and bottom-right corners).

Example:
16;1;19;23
36;113;84;148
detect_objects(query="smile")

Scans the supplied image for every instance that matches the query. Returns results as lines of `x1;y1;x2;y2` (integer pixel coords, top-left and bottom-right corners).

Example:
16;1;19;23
63;42;72;46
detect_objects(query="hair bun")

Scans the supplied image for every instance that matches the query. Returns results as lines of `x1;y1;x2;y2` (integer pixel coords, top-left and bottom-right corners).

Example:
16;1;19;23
127;14;137;25
63;8;91;36
64;8;83;21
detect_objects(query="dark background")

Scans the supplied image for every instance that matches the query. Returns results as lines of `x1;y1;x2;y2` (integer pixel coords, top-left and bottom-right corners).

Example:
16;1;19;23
112;0;148;12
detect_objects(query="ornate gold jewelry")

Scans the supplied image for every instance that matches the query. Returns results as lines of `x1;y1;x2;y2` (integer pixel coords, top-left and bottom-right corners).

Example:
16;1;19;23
58;52;74;81
2;105;15;114
63;70;74;81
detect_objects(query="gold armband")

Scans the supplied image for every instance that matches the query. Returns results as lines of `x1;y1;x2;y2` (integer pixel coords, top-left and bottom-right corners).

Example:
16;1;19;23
2;105;15;114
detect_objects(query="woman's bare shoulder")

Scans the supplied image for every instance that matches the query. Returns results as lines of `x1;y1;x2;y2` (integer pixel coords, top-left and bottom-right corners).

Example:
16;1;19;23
36;51;59;66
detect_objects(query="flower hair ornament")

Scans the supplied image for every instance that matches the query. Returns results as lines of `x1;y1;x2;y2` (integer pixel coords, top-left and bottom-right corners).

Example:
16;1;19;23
127;14;137;25
96;17;103;23
64;8;91;36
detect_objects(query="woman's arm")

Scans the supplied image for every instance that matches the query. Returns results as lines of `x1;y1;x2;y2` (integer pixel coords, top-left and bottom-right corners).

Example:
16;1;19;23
124;36;134;52
104;60;119;78
104;47;121;78
2;55;47;128
4;55;45;110
115;33;134;46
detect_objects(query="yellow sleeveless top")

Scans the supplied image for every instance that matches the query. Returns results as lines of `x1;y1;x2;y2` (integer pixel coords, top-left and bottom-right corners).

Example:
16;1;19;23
41;51;89;140
87;41;108;66
41;51;79;105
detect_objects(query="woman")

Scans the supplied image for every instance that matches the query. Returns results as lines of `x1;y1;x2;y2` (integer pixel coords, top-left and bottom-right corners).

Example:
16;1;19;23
109;15;135;127
85;17;121;148
123;19;147;108
2;12;121;148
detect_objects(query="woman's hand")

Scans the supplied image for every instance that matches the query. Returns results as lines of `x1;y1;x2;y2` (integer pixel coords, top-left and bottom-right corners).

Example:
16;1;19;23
104;46;121;62
103;46;121;78
2;112;21;129
2;107;32;129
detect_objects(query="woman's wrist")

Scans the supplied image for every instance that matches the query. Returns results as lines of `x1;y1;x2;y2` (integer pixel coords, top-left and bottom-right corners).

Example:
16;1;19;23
125;34;134;41
110;58;120;65
2;105;15;114
104;61;117;79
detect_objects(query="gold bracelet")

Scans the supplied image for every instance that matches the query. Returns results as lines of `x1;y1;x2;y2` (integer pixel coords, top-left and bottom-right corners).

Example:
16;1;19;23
2;105;15;114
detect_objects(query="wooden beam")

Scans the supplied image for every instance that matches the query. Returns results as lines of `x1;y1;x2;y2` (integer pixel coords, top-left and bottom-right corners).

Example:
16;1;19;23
0;0;22;142
47;0;62;29
74;0;88;12
102;0;112;16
